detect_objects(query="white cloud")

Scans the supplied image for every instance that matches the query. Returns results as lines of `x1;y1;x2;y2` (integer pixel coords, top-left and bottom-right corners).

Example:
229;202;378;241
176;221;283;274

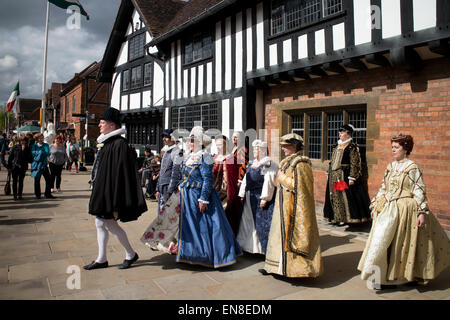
0;55;18;71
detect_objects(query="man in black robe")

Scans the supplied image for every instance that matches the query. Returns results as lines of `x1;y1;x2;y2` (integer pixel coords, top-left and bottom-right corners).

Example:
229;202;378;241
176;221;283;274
84;107;147;270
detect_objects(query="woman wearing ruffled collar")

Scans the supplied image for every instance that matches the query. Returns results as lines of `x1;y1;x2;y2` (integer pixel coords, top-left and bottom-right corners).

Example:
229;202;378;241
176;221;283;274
236;139;277;255
176;126;242;268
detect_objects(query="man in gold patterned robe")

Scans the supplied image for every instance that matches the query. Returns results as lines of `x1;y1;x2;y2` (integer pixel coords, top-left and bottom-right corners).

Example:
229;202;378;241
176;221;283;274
260;133;323;278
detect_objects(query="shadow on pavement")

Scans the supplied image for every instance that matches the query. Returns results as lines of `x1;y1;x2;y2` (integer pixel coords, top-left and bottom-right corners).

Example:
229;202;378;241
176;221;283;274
263;250;364;289
0;218;52;225
0;203;60;210
320;234;356;252
130;250;264;273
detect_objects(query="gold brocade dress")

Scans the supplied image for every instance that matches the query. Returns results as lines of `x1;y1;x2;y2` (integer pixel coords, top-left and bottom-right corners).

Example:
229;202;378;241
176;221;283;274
358;159;450;285
263;152;323;278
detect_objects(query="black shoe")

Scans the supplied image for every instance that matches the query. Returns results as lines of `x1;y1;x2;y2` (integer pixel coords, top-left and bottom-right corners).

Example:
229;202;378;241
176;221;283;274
378;284;397;290
83;261;108;270
45;194;56;199
258;268;270;276
36;195;41;199
118;253;139;269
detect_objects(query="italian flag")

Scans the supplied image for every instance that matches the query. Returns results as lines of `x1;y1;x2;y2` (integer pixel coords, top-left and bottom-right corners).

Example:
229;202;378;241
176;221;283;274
6;82;19;113
48;0;89;20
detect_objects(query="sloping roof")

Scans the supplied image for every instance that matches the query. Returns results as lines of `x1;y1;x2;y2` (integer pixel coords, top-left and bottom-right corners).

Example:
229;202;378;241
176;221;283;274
98;0;235;82
16;98;41;115
97;0;136;82
16;98;42;122
61;61;99;95
133;0;187;39
148;0;241;46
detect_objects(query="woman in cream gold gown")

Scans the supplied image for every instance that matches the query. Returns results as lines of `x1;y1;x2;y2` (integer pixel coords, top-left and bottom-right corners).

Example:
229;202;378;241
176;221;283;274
260;133;323;278
358;134;450;288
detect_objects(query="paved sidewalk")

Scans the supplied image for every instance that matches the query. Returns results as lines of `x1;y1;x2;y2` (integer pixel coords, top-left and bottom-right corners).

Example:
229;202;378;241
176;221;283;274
0;167;448;300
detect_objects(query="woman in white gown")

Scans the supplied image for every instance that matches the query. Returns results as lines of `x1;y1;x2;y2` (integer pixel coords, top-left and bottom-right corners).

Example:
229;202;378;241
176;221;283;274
358;134;450;289
236;140;277;255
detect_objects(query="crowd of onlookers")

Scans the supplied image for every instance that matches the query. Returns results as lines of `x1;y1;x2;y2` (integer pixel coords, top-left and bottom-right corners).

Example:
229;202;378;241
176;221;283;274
0;130;81;200
137;145;161;200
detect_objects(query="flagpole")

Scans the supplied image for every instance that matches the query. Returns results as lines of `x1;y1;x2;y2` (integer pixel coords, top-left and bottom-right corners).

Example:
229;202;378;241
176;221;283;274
41;1;50;133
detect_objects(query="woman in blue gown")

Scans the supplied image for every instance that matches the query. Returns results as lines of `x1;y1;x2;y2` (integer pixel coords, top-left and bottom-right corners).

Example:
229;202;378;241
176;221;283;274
176;126;242;268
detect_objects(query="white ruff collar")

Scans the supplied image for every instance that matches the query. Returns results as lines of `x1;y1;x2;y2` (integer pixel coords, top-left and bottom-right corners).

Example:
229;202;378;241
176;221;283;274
97;128;126;144
338;137;352;145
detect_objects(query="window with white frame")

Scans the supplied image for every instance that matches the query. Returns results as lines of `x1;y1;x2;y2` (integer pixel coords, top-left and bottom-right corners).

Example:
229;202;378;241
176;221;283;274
271;0;343;36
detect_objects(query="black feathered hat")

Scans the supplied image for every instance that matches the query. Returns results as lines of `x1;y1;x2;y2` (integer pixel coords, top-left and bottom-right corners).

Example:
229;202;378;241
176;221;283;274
339;124;355;135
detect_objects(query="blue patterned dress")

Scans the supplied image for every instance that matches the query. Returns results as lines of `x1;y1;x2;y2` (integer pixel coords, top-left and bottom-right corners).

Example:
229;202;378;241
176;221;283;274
176;150;242;268
236;158;277;254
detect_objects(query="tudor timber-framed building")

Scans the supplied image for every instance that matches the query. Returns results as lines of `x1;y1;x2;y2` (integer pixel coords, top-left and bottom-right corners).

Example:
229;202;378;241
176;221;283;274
101;0;450;229
98;0;167;154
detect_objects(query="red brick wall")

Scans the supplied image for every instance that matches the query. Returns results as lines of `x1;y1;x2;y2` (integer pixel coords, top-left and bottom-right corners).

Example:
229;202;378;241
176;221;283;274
264;57;450;230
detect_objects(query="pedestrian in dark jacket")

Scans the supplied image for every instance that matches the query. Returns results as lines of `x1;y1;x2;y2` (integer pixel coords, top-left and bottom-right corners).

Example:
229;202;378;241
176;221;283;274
0;131;8;170
84;107;147;271
8;136;32;200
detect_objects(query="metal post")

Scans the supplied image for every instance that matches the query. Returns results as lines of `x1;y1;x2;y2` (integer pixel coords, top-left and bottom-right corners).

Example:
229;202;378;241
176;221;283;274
41;1;50;133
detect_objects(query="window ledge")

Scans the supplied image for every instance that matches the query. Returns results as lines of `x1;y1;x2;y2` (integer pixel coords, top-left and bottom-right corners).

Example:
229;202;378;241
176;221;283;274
267;11;346;42
183;56;213;68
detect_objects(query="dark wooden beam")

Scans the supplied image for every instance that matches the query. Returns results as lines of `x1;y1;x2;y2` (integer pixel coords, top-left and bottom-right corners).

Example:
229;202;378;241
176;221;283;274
390;46;423;71
264;75;281;85
343;58;368;70
273;72;295;83
428;40;450;57
365;53;391;67
322;62;346;74
287;69;311;80
304;66;328;77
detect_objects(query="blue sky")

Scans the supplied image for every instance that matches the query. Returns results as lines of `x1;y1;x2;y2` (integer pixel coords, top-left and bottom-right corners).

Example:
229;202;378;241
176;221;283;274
0;0;121;103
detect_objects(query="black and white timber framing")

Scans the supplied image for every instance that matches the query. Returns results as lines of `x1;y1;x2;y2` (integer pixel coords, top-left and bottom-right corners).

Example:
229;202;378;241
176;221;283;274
148;0;449;136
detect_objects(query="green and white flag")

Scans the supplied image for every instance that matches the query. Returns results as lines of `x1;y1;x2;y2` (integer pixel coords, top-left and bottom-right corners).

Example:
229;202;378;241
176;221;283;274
48;0;89;20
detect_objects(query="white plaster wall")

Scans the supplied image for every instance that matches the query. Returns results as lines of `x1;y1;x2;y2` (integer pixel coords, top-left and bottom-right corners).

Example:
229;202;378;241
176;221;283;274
111;73;121;109
354;0;372;45
234;96;243;132
283;39;292;63
198;64;204;96
269;44;277;66
215;21;222;92
333;23;346;51
116;41;128;66
256;2;264;69
225;16;232;91
246;7;253;72
222;99;230;136
235;11;243;88
315;29;325;55
121;95;128;111
413;0;436;31
153;63;164;106
298;34;308;59
206;62;213;94
381;0;401;39
129;93;140;110
142;90;151;109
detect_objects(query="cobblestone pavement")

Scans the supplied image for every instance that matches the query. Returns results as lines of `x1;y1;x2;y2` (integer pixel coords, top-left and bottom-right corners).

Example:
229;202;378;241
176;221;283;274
0;166;448;300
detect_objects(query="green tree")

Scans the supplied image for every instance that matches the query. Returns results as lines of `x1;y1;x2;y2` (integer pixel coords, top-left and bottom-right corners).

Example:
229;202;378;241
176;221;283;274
0;105;17;131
